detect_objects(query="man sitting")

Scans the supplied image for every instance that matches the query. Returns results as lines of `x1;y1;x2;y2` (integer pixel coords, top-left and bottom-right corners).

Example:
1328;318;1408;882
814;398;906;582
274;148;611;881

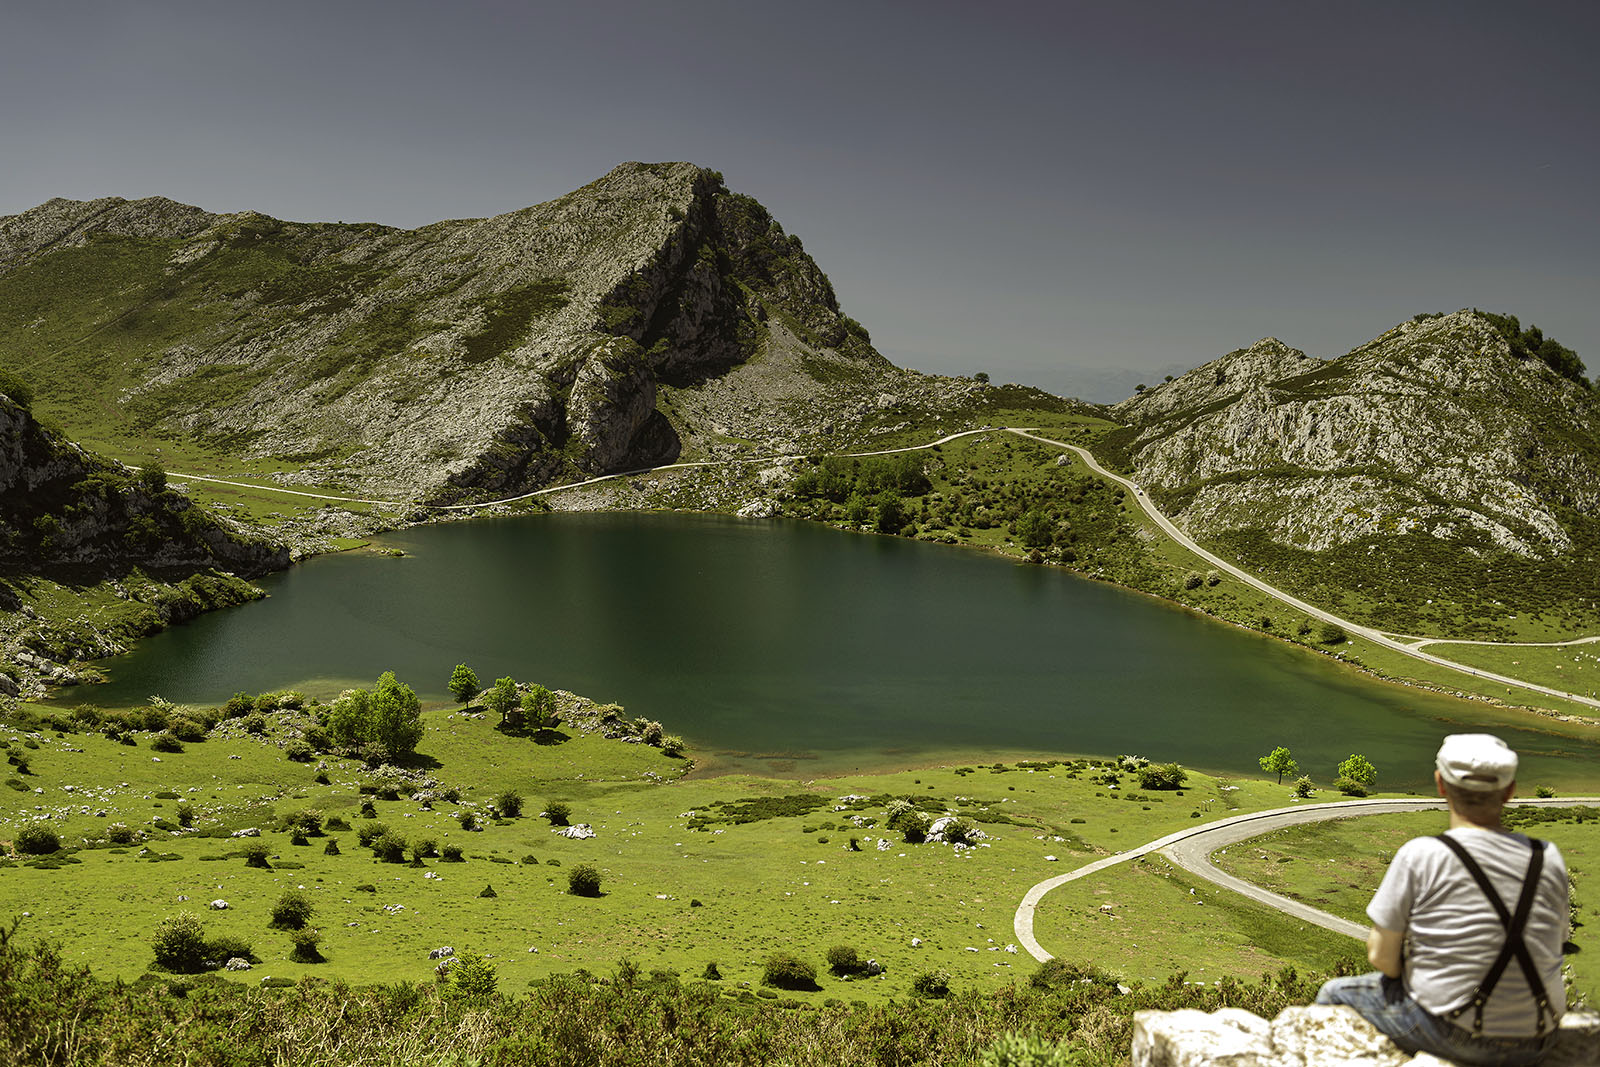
1315;734;1568;1066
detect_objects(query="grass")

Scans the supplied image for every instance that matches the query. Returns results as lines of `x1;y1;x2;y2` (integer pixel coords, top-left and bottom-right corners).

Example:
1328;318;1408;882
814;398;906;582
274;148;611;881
1208;809;1600;1004
2;696;1395;1000
1417;641;1600;702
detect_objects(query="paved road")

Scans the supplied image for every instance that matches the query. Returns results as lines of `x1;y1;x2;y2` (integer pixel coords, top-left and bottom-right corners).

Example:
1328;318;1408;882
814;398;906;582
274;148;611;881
1014;796;1600;961
1006;429;1600;711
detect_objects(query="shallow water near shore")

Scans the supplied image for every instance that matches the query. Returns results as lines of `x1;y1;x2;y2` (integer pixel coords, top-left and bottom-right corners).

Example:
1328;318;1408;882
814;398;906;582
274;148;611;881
78;512;1600;788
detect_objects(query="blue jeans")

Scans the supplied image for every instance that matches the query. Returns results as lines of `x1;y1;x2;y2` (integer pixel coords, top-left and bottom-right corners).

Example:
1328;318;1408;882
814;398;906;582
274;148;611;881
1315;973;1556;1066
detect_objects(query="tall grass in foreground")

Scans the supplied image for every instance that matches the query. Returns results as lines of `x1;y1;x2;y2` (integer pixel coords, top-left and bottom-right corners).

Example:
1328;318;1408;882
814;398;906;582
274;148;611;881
0;921;1346;1067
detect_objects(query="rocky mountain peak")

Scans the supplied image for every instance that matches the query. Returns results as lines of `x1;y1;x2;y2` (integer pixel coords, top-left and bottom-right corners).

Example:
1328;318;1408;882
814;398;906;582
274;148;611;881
1114;336;1317;422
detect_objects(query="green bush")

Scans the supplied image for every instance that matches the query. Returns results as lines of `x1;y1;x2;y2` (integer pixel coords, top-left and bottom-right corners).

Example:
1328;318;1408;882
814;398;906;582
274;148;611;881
15;823;61;855
151;913;208;972
493;790;522;818
356;822;388;847
169;718;207;743
544;801;571;826
241;714;267;735
242;842;271;868
372;831;408;863
661;735;685;757
205;933;255;965
1317;622;1347;644
825;945;866;977
1137;762;1188;790
979;1031;1086;1066
762;953;819;991
567;863;602;897
288;927;323;963
441;844;464;862
285;741;314;762
912;969;952;998
457;810;478;831
448;952;497;998
1292;776;1315;799
269;891;314;930
150;732;184;753
900;811;932;844
106;823;136;845
941;817;977;845
1333;776;1370;798
323;838;341;855
283;810;322;836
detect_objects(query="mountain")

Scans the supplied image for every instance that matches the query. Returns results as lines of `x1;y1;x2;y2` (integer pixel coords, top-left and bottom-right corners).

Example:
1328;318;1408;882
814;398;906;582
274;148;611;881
1103;310;1600;634
0;163;935;502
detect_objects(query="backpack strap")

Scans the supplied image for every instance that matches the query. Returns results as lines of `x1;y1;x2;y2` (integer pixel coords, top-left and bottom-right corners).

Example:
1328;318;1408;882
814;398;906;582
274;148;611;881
1433;834;1555;1036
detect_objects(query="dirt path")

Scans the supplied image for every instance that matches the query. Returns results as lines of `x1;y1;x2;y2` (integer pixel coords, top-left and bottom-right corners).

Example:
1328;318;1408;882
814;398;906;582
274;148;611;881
1013;796;1600;961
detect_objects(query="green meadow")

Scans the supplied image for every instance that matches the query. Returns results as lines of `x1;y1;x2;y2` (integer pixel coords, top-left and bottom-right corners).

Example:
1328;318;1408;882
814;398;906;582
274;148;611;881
4;693;1360;1000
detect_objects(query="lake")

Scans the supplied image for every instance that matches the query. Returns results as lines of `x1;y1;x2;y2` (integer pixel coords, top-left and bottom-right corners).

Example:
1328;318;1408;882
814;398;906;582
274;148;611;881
77;512;1600;787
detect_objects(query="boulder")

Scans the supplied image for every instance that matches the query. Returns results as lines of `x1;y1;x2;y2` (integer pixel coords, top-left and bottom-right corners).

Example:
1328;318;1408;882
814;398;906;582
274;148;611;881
224;957;251;971
208;899;228;910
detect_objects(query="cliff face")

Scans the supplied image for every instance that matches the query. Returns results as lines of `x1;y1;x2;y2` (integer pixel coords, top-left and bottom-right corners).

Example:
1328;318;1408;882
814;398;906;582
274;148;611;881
0;394;287;576
1110;312;1600;562
0;163;893;503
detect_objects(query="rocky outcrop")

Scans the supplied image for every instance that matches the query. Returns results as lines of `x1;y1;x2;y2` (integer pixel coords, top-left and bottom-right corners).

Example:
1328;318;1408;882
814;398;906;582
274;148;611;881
0;163;902;504
0;395;286;576
1132;1005;1600;1066
1110;312;1600;561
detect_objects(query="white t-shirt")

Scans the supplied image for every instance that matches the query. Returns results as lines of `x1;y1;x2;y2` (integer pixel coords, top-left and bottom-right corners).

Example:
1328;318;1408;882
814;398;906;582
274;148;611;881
1368;827;1568;1037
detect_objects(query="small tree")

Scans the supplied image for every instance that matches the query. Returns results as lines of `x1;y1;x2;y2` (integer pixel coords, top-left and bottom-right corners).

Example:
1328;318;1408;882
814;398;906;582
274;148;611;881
14;822;60;855
544;801;571;827
326;689;371;746
1337;753;1377;791
1292;776;1315;798
912;968;952;998
520;684;557;730
567;863;602;897
826;945;866;977
448;664;480;704
1259;746;1299;784
288;927;324;963
1317;622;1347;644
484;677;520;727
369;672;423;757
494;790;523;818
974;371;990;384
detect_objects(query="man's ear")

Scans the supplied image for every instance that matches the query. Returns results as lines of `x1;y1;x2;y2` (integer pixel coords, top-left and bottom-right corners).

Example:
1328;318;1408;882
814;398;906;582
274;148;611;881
1434;770;1447;798
1503;780;1517;803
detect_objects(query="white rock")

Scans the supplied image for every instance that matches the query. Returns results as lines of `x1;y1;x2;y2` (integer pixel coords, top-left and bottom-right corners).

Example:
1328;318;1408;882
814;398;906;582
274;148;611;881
209;899;228;909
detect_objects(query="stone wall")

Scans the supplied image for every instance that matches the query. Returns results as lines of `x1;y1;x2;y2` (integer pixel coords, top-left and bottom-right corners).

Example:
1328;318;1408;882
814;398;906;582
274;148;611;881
1132;1004;1600;1066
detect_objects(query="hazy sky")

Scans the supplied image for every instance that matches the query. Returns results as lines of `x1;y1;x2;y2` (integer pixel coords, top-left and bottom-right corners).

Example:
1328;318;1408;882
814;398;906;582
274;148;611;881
4;1;1595;401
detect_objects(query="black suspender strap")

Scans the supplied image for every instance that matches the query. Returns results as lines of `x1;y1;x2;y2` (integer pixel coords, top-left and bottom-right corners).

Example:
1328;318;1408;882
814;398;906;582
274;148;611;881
1433;834;1555;1037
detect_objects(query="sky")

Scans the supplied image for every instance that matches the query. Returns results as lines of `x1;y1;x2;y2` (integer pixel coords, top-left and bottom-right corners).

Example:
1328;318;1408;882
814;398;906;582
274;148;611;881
4;1;1596;402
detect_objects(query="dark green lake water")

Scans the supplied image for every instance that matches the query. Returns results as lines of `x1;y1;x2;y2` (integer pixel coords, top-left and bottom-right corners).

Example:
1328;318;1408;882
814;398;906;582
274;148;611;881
79;513;1599;786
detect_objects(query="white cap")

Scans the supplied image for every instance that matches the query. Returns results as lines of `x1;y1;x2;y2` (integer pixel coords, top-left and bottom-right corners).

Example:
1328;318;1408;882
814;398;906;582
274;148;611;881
1436;733;1517;791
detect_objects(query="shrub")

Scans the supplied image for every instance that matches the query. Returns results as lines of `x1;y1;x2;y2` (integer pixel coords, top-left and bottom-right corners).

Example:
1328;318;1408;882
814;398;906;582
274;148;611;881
1317;622;1347;644
441;844;464;862
242;843;271;869
205;933;255;964
1333;776;1370;798
14;823;60;854
303;726;331;751
223;693;254;717
151;913;208;972
323;838;341;855
1536;786;1556;798
241;714;267;735
356;822;389;848
478;884;497;898
372;831;408;863
107;823;137;845
1137;762;1188;790
359;800;378;819
150;733;184;753
900;811;932;844
457;811;478;831
324;816;350;831
169;718;207;743
763;953;819;991
912;968;952;998
702;961;722;980
288;927;323;963
661;735;685;757
544;801;571;826
269;891;314;930
283;810;322;836
448;664;480;704
941;817;977;845
1292;776;1315;799
567;863;602;897
1182;571;1203;590
285;741;314;762
449;952;497;998
826;945;866;977
493;790;522;818
176;804;195;828
412;837;437;858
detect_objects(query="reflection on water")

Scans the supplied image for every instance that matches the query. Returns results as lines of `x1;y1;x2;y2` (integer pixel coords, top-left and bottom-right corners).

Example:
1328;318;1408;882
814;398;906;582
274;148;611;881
78;512;1600;786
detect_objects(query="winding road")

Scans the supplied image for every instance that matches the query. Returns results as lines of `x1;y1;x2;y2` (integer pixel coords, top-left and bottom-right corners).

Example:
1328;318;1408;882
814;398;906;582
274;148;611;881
149;424;1600;709
1013;796;1600;961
